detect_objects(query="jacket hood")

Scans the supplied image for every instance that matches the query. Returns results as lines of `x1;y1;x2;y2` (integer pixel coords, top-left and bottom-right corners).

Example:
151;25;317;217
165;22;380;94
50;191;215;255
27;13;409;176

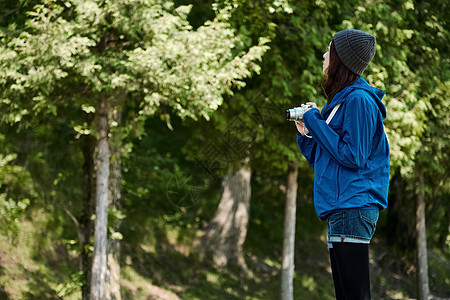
323;77;387;119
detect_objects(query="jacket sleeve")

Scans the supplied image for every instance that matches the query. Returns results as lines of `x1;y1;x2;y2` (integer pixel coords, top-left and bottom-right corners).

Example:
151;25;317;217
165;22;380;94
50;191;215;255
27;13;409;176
296;133;317;168
303;95;377;170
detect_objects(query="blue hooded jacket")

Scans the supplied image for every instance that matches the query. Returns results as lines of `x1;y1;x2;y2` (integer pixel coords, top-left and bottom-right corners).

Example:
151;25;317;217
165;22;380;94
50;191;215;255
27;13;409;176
297;77;390;220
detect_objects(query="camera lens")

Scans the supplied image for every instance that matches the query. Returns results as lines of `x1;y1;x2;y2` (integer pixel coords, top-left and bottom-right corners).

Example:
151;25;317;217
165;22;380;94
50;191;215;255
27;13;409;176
286;110;291;120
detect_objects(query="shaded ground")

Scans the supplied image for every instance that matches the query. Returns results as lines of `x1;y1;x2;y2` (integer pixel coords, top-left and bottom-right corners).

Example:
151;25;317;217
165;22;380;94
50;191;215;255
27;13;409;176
0;208;448;299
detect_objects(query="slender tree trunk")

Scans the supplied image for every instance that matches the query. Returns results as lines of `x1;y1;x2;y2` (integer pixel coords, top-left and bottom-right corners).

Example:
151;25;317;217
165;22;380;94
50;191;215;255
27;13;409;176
90;97;110;300
281;162;298;300
81;121;96;300
105;104;123;300
416;174;429;300
106;155;122;300
198;157;251;269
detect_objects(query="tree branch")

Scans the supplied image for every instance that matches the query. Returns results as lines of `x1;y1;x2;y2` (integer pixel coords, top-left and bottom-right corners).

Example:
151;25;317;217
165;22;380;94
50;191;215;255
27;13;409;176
61;204;86;245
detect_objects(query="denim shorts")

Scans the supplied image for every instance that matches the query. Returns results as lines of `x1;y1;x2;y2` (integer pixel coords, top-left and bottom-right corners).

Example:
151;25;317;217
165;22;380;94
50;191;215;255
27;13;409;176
327;208;379;248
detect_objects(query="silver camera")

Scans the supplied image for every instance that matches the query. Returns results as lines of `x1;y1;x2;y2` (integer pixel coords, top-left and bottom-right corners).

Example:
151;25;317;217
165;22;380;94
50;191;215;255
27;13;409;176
286;105;311;121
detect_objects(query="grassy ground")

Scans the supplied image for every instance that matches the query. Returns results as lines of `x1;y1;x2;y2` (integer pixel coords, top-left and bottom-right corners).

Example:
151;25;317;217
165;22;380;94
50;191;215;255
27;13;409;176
117;233;449;300
0;211;80;299
0;208;448;299
116;198;450;300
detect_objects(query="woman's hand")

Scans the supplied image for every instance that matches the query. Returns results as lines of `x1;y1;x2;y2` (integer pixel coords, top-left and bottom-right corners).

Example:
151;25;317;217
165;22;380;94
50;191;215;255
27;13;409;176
295;102;317;136
295;121;309;136
303;102;318;113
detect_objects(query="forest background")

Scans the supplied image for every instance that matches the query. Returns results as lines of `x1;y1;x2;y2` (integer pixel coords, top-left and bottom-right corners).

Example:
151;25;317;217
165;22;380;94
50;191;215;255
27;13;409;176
0;0;448;299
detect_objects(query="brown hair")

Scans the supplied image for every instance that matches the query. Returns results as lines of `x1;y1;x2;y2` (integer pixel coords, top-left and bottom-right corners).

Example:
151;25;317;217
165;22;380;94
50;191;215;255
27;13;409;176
321;40;360;106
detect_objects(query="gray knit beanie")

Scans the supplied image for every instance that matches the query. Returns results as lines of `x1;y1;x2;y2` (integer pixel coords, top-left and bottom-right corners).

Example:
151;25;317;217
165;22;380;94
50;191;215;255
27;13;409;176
333;29;376;75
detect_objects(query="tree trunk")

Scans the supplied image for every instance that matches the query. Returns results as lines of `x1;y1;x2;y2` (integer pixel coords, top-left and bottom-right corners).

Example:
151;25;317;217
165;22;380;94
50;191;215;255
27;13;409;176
198;157;251;269
416;174;429;300
105;105;123;300
280;162;298;300
106;155;122;300
80;121;97;300
90;97;110;300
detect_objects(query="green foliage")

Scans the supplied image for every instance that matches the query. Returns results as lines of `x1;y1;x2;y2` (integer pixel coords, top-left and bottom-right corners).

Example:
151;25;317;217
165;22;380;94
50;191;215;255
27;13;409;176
0;135;35;237
0;0;269;132
0;1;270;296
0;0;449;298
182;0;331;179
56;271;86;298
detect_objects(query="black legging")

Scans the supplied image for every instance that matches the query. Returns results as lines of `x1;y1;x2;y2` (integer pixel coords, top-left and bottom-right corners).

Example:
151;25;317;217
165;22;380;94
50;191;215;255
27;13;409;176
329;243;371;300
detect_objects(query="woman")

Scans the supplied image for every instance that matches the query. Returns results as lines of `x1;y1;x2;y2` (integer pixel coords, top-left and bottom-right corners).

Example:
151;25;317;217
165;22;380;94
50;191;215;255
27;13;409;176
295;29;390;299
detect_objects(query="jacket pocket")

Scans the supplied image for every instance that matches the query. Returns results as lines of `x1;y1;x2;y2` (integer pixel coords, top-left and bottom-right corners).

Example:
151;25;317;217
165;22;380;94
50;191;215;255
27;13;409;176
316;158;339;206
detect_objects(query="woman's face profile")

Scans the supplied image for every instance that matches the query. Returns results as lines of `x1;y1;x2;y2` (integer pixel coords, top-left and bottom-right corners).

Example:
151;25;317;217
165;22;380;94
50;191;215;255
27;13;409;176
323;42;331;75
